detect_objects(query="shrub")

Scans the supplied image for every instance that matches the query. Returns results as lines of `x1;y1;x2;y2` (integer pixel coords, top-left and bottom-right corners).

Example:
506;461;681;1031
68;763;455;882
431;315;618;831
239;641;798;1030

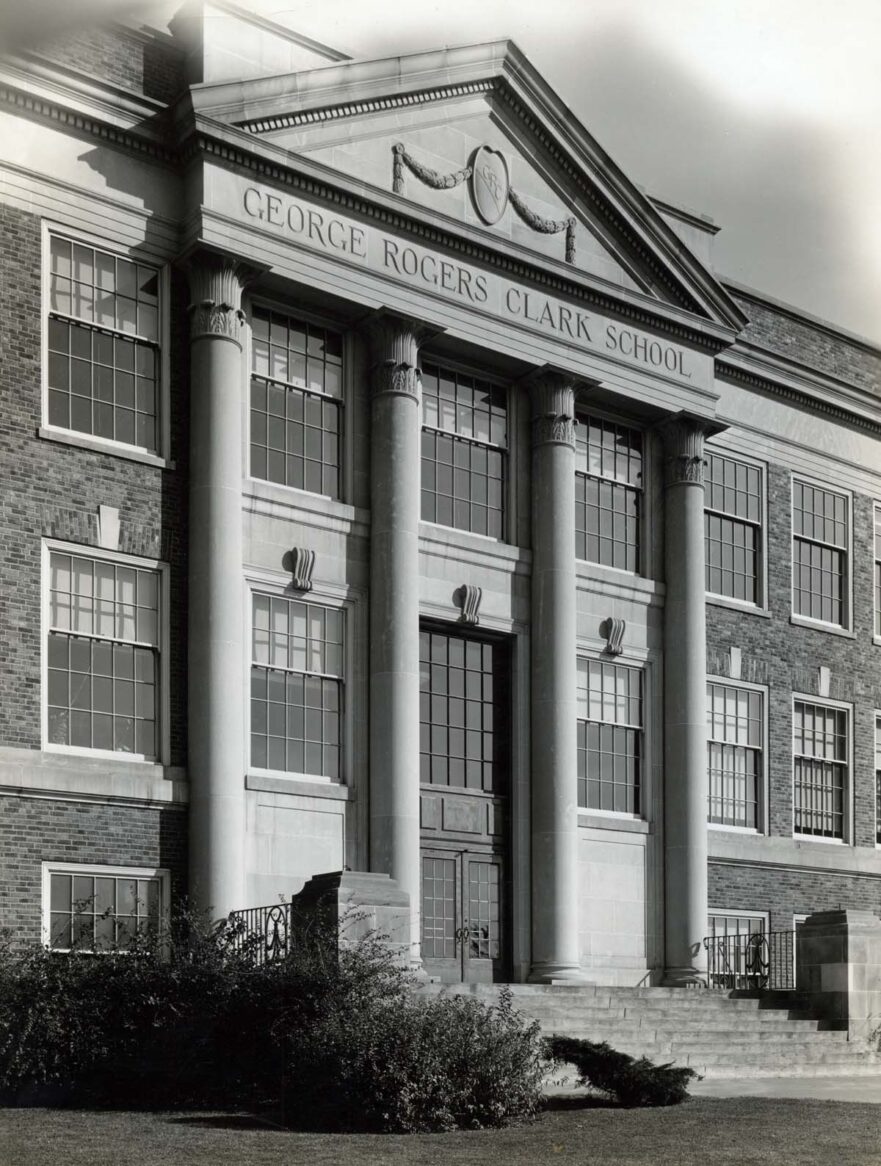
283;985;545;1132
546;1035;698;1106
0;918;545;1131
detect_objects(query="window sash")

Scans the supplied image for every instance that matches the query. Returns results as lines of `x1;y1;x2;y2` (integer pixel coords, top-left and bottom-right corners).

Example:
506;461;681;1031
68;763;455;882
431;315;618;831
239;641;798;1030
704;453;762;524
48;870;162;952
49;235;159;343
252;595;343;678
792;481;848;551
421;428;506;538
421;364;507;449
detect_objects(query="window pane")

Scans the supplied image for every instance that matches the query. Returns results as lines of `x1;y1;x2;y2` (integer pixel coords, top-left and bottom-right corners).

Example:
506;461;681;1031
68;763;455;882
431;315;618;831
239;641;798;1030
575;416;642;572
251;595;344;778
48;237;160;450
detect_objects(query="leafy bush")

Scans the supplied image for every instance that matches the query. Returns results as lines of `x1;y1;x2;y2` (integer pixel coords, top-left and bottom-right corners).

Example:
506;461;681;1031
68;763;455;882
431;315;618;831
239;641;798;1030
284;985;544;1132
546;1035;698;1106
0;918;544;1131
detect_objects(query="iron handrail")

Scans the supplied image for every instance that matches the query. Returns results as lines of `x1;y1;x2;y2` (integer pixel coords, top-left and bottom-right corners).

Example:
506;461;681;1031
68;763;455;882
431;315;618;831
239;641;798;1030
703;930;796;991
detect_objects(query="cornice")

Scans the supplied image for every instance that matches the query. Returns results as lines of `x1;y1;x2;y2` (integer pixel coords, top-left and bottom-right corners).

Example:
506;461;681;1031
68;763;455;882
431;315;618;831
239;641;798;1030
237;79;496;134
0;75;177;167
717;349;881;436
185;121;737;354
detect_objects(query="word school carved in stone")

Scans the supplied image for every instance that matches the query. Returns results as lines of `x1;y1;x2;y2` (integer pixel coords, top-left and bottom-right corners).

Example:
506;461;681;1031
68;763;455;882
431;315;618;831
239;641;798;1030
241;184;692;381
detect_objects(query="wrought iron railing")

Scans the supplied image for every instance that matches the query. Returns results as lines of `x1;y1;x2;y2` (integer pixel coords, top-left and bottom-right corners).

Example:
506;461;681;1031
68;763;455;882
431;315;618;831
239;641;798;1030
703;930;796;991
228;902;293;965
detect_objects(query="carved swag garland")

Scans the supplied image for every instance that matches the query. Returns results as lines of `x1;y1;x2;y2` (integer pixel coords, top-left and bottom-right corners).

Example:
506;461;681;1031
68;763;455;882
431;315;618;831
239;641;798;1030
392;142;576;264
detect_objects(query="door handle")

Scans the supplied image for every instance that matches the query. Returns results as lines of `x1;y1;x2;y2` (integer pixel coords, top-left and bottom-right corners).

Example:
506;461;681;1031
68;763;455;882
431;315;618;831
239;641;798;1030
454;924;470;946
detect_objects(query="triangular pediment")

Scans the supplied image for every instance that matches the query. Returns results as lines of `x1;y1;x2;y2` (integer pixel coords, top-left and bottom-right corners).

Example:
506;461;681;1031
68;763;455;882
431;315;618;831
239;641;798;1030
187;41;745;331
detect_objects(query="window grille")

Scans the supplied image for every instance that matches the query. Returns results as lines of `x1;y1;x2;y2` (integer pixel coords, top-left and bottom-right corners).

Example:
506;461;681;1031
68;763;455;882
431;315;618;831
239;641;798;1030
47;235;160;451
575;416;642;572
577;659;642;814
793;699;847;839
706;682;763;828
48;870;162;952
250;595;343;778
704;452;762;603
792;481;848;626
420;365;507;538
250;306;343;498
47;552;159;757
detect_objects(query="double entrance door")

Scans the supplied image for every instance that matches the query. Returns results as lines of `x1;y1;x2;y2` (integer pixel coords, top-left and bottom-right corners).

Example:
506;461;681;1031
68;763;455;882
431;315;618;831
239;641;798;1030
418;625;510;984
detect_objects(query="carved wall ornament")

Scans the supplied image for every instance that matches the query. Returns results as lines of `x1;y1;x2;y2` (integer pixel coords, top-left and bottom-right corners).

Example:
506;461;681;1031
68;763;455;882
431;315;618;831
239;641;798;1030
454;584;483;626
365;312;436;402
286;547;316;592
186;253;254;346
391;142;576;263
370;360;421;401
601;617;626;656
393;142;472;193
526;369;578;448
658;416;710;487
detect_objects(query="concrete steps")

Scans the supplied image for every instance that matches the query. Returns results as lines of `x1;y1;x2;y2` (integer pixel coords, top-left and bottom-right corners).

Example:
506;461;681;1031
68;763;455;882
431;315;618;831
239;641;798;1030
421;983;881;1079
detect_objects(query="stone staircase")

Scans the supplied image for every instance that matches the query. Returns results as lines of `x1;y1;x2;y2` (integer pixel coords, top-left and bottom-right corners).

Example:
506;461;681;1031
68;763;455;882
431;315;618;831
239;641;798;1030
426;984;881;1078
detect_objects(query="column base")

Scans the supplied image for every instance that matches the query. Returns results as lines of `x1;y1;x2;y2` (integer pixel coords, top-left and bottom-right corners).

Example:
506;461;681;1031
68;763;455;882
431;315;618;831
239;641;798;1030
662;966;708;988
528;962;589;984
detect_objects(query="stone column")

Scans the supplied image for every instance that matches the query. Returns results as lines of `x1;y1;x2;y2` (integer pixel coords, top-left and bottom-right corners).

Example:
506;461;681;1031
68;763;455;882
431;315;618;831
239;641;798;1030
528;369;582;982
186;253;249;919
366;313;428;964
660;415;712;985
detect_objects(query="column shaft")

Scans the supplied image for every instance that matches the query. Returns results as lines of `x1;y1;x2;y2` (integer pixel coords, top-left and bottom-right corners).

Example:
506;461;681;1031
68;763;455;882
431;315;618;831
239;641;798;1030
661;417;710;984
367;317;425;961
529;373;582;982
187;256;248;919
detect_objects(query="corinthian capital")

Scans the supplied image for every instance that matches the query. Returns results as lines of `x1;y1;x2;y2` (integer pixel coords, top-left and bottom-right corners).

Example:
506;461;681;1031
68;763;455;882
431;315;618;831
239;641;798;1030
186;252;254;347
658;414;716;486
525;367;578;449
365;311;436;402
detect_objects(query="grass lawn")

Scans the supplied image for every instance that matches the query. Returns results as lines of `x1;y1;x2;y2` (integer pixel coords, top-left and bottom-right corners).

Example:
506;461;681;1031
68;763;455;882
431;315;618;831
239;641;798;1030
2;1098;881;1166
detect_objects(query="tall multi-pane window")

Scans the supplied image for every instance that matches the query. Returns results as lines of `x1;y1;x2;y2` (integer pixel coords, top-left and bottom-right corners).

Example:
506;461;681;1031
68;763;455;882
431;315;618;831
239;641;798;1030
793;699;848;839
47;234;160;452
47;551;160;758
250;595;343;778
46;866;164;952
874;505;881;638
420;364;507;538
792;480;849;626
704;452;763;603
250;306;343;498
418;629;508;792
707;682;763;829
575;416;642;571
576;659;642;814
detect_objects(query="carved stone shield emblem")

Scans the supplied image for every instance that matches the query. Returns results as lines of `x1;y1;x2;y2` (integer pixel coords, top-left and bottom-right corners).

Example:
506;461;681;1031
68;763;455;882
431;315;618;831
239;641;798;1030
471;146;509;225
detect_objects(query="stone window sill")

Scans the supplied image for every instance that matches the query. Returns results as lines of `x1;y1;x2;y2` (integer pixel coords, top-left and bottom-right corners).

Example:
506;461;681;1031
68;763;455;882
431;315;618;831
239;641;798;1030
789;616;855;639
706;595;770;618
39;427;172;469
578;812;650;834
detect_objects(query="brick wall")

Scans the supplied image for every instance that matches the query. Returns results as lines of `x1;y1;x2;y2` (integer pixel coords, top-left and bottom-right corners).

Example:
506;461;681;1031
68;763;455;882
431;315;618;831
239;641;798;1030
0;797;187;944
709;862;881;936
731;291;881;396
0;203;189;762
706;460;881;919
35;26;186;103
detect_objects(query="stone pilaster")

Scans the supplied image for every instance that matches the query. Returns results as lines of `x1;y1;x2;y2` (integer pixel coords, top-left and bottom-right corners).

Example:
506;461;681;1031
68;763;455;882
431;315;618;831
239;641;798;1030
659;414;713;985
186;252;250;919
366;312;431;966
527;368;582;982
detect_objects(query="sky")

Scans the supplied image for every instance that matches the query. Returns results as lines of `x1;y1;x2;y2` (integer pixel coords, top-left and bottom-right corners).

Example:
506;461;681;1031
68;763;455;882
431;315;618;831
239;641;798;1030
250;0;881;346
3;0;878;344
